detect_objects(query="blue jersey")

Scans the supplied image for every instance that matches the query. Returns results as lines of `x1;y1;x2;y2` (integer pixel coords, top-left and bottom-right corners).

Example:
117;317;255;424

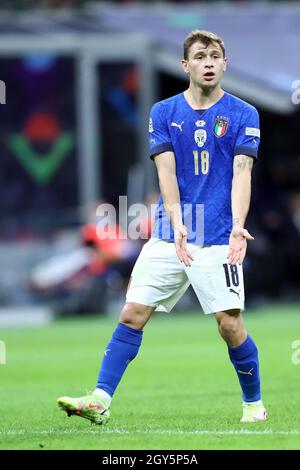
149;92;260;244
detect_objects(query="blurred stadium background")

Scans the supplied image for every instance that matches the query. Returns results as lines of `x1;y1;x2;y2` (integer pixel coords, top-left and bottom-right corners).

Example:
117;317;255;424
0;0;300;451
1;0;300;325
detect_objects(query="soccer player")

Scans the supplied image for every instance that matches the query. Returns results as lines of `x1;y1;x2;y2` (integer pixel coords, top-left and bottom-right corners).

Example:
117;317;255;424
58;30;267;424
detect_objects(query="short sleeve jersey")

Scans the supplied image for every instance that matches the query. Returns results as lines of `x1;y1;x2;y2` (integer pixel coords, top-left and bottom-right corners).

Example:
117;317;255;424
149;92;260;244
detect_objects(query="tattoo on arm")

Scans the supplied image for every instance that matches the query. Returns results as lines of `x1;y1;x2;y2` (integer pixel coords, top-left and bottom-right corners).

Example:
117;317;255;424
232;156;253;228
234;155;254;174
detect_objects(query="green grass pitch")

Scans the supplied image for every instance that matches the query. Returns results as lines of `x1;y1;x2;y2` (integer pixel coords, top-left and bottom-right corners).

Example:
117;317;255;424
1;305;300;450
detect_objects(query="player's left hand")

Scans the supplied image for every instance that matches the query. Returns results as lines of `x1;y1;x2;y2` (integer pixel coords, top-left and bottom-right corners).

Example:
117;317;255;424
228;226;254;265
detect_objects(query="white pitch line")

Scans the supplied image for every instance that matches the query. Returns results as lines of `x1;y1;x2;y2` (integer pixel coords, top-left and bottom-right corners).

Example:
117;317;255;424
1;429;300;436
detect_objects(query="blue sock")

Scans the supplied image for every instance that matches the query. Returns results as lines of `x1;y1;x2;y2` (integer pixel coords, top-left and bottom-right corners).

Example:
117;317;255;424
228;335;261;403
96;323;143;397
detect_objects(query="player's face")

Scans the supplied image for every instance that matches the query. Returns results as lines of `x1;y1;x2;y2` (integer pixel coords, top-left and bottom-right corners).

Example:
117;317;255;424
182;41;227;89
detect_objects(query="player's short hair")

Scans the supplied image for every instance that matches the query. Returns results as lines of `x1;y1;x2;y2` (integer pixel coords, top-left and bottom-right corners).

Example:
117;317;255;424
183;30;225;60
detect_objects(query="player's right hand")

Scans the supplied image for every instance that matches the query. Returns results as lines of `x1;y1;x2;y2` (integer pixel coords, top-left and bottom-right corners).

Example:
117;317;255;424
174;225;194;267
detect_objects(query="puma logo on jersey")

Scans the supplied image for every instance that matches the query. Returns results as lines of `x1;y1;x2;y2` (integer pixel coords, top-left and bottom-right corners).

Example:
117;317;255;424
171;121;184;132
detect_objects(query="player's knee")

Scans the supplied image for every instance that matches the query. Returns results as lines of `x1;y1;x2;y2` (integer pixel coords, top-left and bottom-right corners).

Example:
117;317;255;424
119;302;153;330
219;318;239;339
217;311;241;340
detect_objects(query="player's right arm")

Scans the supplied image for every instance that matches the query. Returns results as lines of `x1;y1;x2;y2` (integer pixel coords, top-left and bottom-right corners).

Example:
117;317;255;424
154;151;193;266
149;101;193;266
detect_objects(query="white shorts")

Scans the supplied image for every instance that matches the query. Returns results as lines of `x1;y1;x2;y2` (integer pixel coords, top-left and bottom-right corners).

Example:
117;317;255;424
126;238;244;314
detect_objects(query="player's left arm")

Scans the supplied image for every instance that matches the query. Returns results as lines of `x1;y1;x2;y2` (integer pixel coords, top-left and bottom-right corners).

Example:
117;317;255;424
228;154;255;266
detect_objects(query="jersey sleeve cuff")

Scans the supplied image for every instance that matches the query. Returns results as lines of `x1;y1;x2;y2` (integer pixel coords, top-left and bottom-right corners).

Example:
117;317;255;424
234;146;258;159
149;142;174;160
